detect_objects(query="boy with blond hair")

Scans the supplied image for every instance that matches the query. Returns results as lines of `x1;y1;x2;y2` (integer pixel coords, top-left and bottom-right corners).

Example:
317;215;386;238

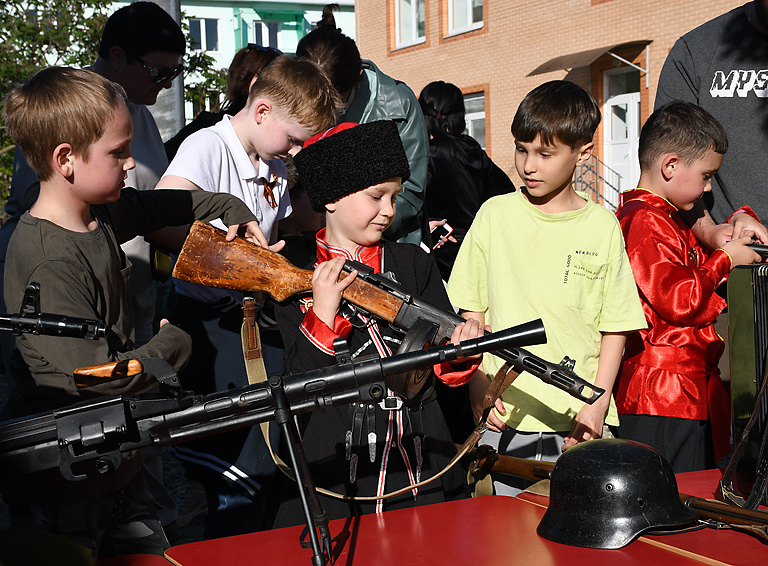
1;66;261;557
156;55;340;537
447;81;647;496
615;100;761;472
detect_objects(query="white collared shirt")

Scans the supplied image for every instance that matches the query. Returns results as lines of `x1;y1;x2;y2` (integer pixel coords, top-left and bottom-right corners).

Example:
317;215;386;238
164;114;291;304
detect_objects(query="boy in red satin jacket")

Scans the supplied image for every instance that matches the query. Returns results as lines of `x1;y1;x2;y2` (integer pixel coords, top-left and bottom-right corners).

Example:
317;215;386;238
615;101;762;472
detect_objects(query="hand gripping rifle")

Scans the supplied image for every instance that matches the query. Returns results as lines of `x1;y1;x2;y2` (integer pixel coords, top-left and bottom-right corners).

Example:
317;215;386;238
173;221;603;404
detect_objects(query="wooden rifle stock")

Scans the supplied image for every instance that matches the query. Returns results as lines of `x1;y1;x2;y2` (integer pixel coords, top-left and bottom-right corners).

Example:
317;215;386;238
174;221;404;322
471;447;768;539
174;223;609;406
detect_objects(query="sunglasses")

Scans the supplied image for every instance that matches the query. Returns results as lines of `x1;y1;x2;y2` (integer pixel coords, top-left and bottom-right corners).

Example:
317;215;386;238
134;56;184;84
244;43;282;56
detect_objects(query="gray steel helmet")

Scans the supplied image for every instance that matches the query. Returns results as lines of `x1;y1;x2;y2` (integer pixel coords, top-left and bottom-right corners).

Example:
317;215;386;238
537;438;699;549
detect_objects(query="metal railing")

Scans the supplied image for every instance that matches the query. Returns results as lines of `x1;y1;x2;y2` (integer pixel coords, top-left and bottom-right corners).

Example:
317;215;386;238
573;155;622;211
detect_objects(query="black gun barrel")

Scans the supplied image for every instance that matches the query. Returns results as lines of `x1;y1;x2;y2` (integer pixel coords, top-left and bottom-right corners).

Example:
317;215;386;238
0;322;540;480
392;293;604;404
0;313;107;340
160;320;546;433
747;242;768;259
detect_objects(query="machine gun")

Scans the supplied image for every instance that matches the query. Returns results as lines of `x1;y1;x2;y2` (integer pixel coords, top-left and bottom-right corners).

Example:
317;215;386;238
0;322;542;483
173;221;603;404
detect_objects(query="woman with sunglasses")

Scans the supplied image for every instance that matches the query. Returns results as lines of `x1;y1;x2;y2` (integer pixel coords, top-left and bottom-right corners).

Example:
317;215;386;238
164;43;281;160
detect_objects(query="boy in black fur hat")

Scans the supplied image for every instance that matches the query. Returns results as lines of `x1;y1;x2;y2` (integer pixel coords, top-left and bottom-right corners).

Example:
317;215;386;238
273;120;483;525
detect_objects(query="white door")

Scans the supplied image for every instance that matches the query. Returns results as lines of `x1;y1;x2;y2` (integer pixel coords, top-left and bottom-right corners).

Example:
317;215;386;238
603;70;641;206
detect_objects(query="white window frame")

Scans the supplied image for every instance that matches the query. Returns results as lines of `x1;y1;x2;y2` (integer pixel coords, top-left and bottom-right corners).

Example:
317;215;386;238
448;0;483;36
189;17;220;52
463;92;486;149
252;20;281;50
395;0;425;49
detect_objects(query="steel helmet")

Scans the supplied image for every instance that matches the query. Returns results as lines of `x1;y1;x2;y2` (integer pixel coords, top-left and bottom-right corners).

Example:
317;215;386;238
537;438;699;549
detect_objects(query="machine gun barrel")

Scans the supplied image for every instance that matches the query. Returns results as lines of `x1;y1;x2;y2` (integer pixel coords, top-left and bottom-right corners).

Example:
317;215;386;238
0;323;540;482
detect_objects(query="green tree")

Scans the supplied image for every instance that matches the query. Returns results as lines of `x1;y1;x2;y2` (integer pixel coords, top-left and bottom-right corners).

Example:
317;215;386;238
181;24;227;117
0;0;112;216
0;2;225;217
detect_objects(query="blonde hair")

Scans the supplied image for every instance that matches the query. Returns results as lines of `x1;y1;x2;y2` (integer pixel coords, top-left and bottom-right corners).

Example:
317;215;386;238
248;55;340;134
2;67;127;181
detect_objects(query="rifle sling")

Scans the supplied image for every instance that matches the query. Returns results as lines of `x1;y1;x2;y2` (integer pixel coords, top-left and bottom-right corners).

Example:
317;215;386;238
252;354;519;502
239;298;292;479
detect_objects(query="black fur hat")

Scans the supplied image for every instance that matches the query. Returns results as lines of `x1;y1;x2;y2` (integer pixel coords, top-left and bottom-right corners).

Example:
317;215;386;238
293;120;410;212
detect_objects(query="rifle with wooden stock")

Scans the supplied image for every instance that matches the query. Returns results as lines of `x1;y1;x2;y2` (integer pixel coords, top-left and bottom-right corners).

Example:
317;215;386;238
173;221;603;404
468;446;768;542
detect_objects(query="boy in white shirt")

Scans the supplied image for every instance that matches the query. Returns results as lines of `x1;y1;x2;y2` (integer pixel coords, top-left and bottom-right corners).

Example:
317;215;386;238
156;55;339;538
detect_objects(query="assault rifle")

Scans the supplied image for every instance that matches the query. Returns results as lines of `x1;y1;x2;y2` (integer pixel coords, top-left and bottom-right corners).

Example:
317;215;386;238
173;221;603;404
468;445;768;543
0;323;542;483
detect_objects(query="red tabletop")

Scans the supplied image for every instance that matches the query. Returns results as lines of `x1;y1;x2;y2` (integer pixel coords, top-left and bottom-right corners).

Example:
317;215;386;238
643;468;768;566
164;494;723;566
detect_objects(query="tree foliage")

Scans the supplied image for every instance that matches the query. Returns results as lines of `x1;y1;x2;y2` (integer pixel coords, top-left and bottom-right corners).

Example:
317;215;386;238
0;0;112;215
0;2;226;216
180;19;227;115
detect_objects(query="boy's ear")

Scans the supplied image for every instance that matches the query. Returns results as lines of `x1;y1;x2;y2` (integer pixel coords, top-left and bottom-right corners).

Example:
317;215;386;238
324;201;337;213
107;46;128;73
53;143;75;178
253;100;272;124
575;141;594;166
661;154;679;181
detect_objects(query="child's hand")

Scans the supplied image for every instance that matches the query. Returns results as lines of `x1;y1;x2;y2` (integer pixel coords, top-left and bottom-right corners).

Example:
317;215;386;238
562;403;605;451
721;232;762;267
448;319;485;362
227;221;286;252
312;257;357;329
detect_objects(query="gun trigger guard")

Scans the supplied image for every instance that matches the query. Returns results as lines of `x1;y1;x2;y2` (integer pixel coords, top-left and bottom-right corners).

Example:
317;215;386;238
340;301;369;327
381;271;399;284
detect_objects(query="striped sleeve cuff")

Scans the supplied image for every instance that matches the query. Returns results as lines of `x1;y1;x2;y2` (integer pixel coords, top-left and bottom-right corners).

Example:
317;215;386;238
299;307;353;356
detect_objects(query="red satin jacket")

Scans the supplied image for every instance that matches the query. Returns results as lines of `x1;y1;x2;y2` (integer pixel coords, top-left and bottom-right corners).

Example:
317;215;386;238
615;189;736;455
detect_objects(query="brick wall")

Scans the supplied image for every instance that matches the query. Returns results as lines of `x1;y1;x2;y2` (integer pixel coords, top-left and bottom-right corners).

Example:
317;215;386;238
355;0;745;184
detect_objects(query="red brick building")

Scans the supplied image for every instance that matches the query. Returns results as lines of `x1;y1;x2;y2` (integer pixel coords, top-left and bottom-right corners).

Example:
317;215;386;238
354;0;744;205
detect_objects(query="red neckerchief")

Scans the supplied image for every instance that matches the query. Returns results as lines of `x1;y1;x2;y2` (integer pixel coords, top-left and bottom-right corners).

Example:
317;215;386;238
314;227;383;272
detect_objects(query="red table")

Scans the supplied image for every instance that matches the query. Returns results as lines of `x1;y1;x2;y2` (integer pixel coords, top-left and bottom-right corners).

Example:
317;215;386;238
164;468;768;566
93;469;767;566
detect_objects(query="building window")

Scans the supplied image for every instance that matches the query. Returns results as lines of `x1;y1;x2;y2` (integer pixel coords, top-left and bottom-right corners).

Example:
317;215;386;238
449;0;483;35
396;0;425;48
190;18;219;52
253;20;280;49
463;92;486;148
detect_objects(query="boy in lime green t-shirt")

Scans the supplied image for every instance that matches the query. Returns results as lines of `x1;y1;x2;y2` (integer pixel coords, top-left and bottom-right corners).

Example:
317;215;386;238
447;80;646;495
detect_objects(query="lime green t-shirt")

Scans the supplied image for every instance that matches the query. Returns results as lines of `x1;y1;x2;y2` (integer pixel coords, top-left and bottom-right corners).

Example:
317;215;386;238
447;191;646;432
